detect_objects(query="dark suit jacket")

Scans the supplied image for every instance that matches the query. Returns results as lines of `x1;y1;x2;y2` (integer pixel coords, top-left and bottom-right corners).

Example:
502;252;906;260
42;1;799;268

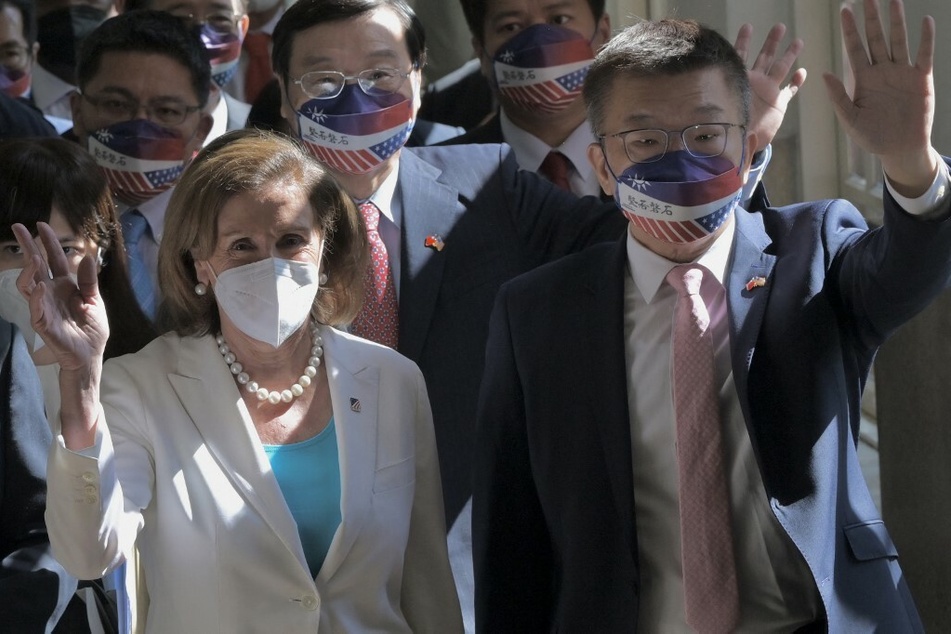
473;184;951;631
0;320;78;632
395;144;624;526
438;112;503;146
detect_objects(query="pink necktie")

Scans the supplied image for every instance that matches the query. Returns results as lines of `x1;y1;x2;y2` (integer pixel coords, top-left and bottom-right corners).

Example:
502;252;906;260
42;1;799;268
666;264;739;633
539;151;572;192
350;202;399;348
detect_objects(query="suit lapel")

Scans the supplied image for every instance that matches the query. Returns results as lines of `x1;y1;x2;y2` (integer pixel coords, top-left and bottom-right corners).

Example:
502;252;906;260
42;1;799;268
582;238;638;558
316;327;377;583
397;149;465;360
166;335;308;570
727;210;776;417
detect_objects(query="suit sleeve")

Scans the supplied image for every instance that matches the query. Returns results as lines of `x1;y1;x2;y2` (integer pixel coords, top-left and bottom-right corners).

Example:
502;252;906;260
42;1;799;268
0;322;79;631
497;144;626;263
401;366;464;633
45;360;153;580
831;156;951;349
472;284;555;632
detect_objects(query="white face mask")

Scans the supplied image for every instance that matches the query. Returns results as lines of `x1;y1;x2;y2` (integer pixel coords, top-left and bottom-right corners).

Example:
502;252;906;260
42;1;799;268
210;257;320;348
0;268;47;354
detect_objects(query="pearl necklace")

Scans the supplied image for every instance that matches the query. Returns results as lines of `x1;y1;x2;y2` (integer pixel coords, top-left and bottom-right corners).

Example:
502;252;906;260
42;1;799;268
216;323;324;405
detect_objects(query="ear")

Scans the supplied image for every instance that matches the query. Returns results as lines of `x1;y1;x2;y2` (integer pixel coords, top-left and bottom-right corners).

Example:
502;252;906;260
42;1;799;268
238;14;250;38
192;257;212;286
277;76;298;135
594;12;612;50
740;130;758;184
184;112;214;157
69;90;87;140
473;35;493;82
587;142;615;198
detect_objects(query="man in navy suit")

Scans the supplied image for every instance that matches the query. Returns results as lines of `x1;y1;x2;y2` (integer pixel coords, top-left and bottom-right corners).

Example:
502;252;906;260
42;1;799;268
271;1;802;629
473;1;948;631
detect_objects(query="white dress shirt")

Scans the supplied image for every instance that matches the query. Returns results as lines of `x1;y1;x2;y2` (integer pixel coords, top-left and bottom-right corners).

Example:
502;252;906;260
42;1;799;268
499;109;603;198
30;63;75;121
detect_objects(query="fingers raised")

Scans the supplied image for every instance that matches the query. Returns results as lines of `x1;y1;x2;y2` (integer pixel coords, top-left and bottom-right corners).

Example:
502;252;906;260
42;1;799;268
36;222;71;279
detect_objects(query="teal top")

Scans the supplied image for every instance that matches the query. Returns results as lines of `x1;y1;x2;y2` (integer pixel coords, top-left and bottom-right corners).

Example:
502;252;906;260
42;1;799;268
262;417;341;578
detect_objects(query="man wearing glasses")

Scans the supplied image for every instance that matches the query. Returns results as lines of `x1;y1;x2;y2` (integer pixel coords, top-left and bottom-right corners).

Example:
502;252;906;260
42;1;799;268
473;2;949;631
120;0;252;144
273;2;804;631
71;10;212;318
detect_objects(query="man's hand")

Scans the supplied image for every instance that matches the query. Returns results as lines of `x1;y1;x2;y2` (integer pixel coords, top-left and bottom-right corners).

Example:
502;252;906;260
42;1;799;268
823;0;937;197
735;23;807;153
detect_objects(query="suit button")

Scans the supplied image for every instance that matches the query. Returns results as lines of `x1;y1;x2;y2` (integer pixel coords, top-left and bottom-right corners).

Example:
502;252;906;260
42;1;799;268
84;495;98;505
82;472;95;483
84;485;97;495
300;595;319;611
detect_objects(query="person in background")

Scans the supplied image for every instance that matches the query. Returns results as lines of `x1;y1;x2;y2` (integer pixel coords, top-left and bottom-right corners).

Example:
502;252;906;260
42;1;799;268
448;0;805;201
32;0;112;125
0;0;72;132
15;129;463;633
118;0;252;144
0;318;88;633
0;137;156;415
70;10;212;320
472;1;947;630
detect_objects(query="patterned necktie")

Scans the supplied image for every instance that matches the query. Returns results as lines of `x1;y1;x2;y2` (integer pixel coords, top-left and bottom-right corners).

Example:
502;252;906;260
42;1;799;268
243;31;273;105
539;151;573;192
350;202;399;348
666;264;739;633
121;210;156;320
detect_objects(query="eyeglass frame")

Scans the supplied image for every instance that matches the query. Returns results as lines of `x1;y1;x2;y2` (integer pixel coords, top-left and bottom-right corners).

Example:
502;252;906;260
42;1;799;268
79;91;202;127
292;65;418;100
597;122;747;165
171;12;244;35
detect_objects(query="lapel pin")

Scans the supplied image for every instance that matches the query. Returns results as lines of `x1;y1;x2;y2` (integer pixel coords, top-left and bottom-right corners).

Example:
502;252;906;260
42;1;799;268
745;276;767;292
349;397;361;413
424;234;445;251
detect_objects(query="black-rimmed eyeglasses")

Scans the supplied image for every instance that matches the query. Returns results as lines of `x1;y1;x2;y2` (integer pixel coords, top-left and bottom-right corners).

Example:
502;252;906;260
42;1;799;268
598;123;746;164
80;93;201;127
293;67;415;100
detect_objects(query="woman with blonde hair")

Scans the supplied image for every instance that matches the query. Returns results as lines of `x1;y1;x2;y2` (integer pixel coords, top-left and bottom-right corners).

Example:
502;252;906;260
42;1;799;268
12;129;462;633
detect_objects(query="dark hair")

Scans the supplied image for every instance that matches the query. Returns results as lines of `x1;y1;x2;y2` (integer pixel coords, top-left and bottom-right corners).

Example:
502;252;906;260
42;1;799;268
272;0;426;84
0;138;156;359
458;0;605;44
0;0;36;46
158;129;369;336
76;10;211;108
583;18;751;135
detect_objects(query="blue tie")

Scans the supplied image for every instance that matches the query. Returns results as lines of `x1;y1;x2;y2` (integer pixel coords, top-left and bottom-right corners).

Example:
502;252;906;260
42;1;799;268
122;210;156;320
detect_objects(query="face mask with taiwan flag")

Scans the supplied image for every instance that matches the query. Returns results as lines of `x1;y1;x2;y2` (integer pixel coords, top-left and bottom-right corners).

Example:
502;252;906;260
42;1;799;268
613;151;744;244
201;24;243;89
0;66;31;100
492;24;594;113
295;84;415;175
87;119;187;206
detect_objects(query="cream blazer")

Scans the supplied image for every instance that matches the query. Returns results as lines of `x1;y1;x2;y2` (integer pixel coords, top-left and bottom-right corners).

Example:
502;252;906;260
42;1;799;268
46;326;462;633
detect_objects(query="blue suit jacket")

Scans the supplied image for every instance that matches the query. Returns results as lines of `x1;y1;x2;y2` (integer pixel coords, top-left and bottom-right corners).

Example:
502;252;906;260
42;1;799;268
473;184;951;631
